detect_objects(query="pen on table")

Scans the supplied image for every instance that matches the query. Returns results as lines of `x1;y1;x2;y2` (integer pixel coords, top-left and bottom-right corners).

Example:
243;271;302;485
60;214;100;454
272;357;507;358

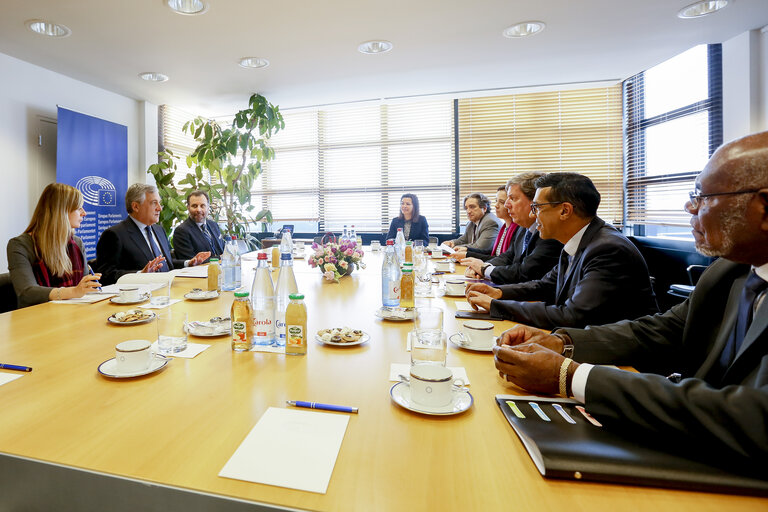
87;264;102;291
286;400;358;414
0;364;32;372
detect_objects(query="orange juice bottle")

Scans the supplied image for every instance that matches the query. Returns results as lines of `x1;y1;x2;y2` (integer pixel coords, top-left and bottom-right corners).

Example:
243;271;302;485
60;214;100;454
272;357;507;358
271;246;280;269
404;241;413;263
400;265;414;309
285;294;307;356
231;291;254;352
207;258;221;291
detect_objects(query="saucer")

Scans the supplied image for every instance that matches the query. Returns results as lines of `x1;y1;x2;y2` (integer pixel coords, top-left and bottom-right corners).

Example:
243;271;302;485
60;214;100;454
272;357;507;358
184;290;219;301
110;293;150;305
442;291;466;298
185;321;230;337
374;307;417;321
98;355;169;378
389;382;473;416
316;331;370;347
107;311;156;325
448;333;495;353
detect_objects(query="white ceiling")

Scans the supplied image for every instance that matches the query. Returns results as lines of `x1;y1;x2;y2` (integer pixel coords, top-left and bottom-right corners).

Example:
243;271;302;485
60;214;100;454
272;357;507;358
2;0;767;116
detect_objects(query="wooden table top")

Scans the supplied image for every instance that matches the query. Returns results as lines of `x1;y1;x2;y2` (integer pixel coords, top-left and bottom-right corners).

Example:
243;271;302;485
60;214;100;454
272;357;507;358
0;249;764;511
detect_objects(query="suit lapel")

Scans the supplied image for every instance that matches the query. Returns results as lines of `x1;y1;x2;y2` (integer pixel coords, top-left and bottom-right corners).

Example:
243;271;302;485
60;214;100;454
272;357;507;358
697;274;744;380
125;219;155;262
725;285;768;382
554;219;603;304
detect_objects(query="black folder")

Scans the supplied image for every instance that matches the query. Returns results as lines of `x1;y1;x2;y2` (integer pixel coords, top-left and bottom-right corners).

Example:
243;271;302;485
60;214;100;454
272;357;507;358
496;395;768;496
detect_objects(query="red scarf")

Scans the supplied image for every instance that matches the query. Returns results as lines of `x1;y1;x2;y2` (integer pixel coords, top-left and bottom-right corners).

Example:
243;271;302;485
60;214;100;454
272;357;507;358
32;237;85;288
491;223;518;256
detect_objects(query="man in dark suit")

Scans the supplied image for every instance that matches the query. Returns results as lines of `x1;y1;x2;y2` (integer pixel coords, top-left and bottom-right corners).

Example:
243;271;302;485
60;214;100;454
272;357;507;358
456;172;562;284
466;173;658;329
95;184;210;285
493;130;768;464
172;190;225;260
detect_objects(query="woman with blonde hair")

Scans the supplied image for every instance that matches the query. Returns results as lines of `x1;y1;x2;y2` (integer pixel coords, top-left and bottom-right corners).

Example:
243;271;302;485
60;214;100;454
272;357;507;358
7;183;101;308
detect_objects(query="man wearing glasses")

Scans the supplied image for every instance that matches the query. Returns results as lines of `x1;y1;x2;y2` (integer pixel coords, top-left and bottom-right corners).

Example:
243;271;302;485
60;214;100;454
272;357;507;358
466;172;658;329
490;130;768;468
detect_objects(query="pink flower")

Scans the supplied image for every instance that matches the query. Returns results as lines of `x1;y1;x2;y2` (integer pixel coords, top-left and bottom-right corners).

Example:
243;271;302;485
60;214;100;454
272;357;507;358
323;271;336;281
345;248;354;256
339;260;349;269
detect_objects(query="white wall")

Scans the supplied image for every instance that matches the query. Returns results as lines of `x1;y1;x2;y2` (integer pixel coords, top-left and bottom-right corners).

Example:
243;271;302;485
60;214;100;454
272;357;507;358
722;26;768;141
0;52;153;271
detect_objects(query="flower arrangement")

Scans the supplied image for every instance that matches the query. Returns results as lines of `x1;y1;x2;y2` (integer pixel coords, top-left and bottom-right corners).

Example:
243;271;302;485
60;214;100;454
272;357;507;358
308;239;366;282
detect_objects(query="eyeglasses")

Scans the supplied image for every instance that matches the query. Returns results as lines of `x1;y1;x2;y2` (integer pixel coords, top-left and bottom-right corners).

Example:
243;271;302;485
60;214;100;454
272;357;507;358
530;201;565;215
687;189;760;209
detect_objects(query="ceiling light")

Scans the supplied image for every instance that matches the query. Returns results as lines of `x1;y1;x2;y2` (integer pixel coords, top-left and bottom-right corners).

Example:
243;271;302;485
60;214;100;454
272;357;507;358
26;19;71;37
238;57;270;69
358;40;393;54
503;21;546;38
677;0;729;18
166;0;208;15
139;72;169;82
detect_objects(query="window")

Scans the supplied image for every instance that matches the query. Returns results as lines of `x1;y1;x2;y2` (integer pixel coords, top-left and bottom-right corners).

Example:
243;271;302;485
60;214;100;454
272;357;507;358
458;86;624;228
624;44;723;238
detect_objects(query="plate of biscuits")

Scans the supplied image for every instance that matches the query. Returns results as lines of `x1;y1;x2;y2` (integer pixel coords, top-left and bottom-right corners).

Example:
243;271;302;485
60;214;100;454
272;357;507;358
316;327;369;347
107;309;156;325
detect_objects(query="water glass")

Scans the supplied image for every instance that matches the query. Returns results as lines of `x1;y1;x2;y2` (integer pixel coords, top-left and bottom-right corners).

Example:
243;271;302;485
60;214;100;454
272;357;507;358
157;309;188;354
412;307;446;366
150;280;171;306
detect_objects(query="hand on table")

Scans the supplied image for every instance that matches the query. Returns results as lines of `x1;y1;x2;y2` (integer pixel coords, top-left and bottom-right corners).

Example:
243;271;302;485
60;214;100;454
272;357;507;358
466;291;493;311
452;248;468;260
142;256;166;273
443;241;454;248
460;257;484;276
498;325;563;352
493;343;572;395
189;251;211;266
72;273;102;297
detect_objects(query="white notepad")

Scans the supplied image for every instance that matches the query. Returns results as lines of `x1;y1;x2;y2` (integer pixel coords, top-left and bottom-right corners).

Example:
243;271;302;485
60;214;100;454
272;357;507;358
219;407;350;494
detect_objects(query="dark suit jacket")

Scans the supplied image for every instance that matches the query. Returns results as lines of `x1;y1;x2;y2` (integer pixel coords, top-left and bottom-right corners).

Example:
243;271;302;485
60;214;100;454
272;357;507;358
489;217;658;329
482;228;562;285
95;217;185;285
172;217;225;260
560;258;768;462
385;216;429;244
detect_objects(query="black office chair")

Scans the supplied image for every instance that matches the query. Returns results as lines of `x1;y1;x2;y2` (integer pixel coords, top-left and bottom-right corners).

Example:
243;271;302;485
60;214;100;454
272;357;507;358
668;264;708;300
0;272;18;313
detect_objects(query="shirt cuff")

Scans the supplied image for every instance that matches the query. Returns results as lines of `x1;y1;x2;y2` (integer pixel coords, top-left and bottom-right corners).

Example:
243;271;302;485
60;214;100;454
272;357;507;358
483;265;494;279
184;260;190;268
572;363;594;403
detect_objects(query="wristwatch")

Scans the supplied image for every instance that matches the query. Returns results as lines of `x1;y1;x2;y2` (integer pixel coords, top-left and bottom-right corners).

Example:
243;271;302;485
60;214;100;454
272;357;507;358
552;329;574;358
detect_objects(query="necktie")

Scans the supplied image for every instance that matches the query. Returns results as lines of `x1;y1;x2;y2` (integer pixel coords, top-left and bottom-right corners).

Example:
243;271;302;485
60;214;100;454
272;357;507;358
145;226;170;272
716;271;768;377
521;230;533;254
200;223;217;253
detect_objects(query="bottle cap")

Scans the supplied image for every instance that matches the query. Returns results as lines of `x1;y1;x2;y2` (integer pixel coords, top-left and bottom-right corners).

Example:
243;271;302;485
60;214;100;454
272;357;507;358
406;241;412;245
386;239;394;245
234;291;249;297
402;267;413;272
231;235;236;240
210;258;219;262
257;252;268;260
397;228;403;231
289;293;305;300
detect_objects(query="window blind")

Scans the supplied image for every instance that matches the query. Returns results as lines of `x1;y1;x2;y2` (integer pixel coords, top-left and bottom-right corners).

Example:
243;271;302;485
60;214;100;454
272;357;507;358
458;87;623;227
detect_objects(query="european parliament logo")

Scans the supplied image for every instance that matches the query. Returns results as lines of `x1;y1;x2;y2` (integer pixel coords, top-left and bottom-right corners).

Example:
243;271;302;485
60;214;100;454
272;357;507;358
76;176;117;207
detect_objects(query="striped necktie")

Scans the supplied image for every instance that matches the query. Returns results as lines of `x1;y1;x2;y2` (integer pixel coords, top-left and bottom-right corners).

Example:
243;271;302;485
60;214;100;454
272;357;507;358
200;223;217;253
521;230;533;254
145;226;170;272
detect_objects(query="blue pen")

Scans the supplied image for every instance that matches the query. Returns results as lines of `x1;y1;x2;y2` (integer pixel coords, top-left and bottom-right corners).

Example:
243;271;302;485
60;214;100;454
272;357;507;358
0;364;32;372
286;400;358;414
87;264;102;291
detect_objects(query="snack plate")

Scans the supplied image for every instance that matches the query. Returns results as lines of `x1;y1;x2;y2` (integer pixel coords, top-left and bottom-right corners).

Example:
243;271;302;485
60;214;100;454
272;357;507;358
184;290;219;301
110;293;150;305
107;311;156;325
185;321;230;337
448;333;496;353
315;331;370;347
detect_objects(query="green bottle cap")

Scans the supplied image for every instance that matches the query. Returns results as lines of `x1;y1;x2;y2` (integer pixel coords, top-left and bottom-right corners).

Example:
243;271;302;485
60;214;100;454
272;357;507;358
210;258;220;262
234;291;249;297
289;293;305;300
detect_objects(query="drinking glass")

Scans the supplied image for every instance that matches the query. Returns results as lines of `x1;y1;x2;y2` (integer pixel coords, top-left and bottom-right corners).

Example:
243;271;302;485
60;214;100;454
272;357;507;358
157;309;188;354
150;280;171;306
412;307;446;366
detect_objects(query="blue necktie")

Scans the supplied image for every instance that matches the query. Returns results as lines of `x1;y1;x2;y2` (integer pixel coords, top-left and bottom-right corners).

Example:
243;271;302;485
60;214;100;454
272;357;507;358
145;226;170;272
521;230;533;254
716;271;767;378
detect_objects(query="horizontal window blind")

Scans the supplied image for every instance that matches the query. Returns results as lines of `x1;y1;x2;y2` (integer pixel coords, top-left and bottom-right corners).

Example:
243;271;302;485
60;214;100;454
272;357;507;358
458;86;623;227
158;104;207;187
624;44;722;232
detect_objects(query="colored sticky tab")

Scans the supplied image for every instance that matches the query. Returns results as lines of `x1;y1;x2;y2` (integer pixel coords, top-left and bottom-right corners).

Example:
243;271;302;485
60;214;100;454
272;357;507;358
528;402;550;422
506;401;525;419
576;405;603;427
552;404;577;424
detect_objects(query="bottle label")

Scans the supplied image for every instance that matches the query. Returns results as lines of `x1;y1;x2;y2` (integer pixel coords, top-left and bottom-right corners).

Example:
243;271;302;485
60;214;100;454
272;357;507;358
232;321;248;342
390;282;400;299
253;311;274;337
287;325;304;346
276;313;286;342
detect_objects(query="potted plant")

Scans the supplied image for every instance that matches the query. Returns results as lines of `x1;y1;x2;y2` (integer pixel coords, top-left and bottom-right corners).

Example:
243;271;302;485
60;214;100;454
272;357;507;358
148;93;285;247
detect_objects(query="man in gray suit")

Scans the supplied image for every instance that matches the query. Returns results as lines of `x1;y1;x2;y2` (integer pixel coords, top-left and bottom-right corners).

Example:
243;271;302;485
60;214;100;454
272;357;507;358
493;131;768;464
467;173;657;329
443;193;502;251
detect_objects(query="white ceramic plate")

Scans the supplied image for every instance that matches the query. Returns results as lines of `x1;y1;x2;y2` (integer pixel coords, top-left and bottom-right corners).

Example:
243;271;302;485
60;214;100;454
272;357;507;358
389;382;473;416
184;290;219;301
98;355;169;378
315;331;370;347
185;321;230;337
107;311;156;325
448;333;496;353
110;293;150;305
374;308;417;321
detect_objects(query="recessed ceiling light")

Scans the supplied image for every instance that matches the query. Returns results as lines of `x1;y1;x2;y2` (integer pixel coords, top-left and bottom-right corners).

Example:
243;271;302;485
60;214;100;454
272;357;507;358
139;72;169;82
503;21;546;38
358;40;393;54
677;0;728;18
166;0;208;15
238;57;270;69
26;19;71;37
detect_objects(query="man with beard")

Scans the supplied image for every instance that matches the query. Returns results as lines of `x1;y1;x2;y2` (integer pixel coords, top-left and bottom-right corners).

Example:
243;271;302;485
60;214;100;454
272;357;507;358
492;131;768;466
173;190;225;261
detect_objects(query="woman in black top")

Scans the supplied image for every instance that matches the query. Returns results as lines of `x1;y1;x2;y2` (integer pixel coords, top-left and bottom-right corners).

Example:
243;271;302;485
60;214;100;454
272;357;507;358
385;193;429;243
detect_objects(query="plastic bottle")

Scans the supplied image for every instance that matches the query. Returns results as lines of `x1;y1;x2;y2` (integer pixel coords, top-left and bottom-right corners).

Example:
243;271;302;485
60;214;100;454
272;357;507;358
279;228;293;255
221;236;240;291
285;294;307;356
231;291;253;352
400;264;415;309
349;225;357;246
250;252;275;345
271;246;280;269
207;258;221;291
381;239;401;308
340;225;350;243
274;252;299;347
395;228;406;263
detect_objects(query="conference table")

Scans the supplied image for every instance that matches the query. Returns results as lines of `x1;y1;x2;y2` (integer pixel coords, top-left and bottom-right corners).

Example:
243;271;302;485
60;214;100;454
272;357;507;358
0;249;763;511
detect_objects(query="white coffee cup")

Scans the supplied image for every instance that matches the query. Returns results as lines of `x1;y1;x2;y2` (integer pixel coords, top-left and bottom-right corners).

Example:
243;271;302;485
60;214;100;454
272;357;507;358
409;365;466;407
457;320;495;349
115;339;153;373
445;280;465;295
119;286;140;302
435;260;452;271
370;240;381;252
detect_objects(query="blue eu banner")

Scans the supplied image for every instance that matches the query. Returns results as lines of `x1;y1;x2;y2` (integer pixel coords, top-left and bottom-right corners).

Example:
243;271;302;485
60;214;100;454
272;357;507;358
57;107;127;260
